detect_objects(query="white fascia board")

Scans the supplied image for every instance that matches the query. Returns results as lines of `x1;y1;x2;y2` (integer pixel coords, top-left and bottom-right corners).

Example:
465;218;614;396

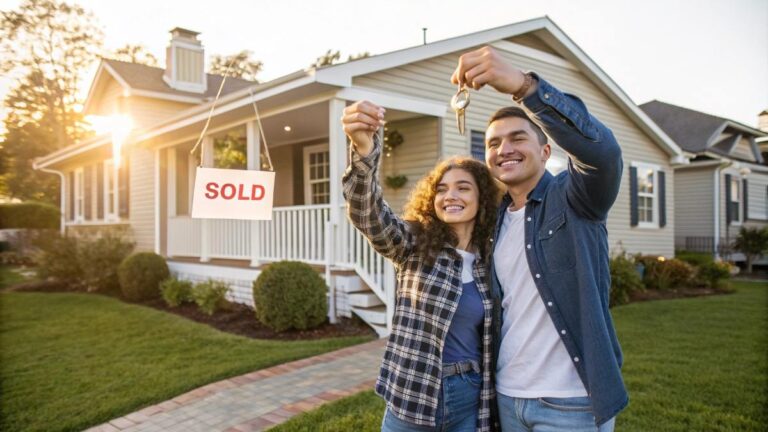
336;87;448;118
129;89;203;104
314;17;548;87
33;135;111;169
538;20;686;163
82;61;132;115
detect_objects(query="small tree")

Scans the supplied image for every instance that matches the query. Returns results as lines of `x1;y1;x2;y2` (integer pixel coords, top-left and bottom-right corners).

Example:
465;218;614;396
733;226;768;273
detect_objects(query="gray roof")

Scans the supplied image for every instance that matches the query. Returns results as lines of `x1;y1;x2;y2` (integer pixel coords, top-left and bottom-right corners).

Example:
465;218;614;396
103;58;253;100
640;100;766;156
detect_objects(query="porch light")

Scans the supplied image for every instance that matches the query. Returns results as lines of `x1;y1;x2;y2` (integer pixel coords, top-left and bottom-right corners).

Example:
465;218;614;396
284;125;292;132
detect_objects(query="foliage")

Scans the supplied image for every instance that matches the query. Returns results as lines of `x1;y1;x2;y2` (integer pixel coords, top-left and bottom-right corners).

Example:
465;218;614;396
635;255;693;291
78;232;135;293
209;50;263;82
117;252;169;301
348;52;371;61
312;49;341;68
160;278;193;307
107;44;159;66
192;279;230;315
213;131;247;169
0;252;35;267
697;261;733;290
0;202;60;229
33;233;82;286
0;292;371;432
675;250;713;268
733;226;768;273
252;261;328;332
609;253;644;306
0;0;102;202
384;175;408;189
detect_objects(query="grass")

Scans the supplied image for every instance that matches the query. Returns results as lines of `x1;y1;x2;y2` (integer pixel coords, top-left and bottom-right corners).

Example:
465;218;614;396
0;292;373;432
272;281;768;432
0;265;35;289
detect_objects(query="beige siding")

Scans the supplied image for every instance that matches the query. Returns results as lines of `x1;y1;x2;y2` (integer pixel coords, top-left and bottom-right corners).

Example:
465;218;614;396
128;96;193;130
129;147;156;251
354;46;675;256
674;166;715;239
731;137;756;161
90;78;125;116
175;47;204;84
271;144;295;207
380;117;440;213
746;172;768;222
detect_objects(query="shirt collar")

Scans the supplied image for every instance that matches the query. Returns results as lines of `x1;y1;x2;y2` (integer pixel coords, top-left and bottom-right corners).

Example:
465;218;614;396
500;171;554;207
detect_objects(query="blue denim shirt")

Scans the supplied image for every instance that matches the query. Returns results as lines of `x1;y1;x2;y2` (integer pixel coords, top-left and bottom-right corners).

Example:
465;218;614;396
489;74;628;426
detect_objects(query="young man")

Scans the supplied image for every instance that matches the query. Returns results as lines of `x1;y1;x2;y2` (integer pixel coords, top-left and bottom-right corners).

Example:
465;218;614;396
452;47;627;431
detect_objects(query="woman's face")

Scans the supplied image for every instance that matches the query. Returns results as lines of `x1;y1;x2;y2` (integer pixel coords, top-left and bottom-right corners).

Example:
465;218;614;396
433;168;480;227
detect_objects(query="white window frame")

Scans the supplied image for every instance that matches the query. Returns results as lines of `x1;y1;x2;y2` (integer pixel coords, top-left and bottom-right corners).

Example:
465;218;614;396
303;143;330;205
730;177;742;225
632;162;660;229
104;160;119;222
74;168;84;223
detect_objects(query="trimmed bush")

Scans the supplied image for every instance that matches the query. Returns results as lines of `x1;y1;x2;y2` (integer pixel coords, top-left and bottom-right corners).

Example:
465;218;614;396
192;280;230;315
0;202;60;229
609;253;644;307
252;261;328;332
698;261;732;289
34;234;82;287
636;255;693;291
117;252;169;301
79;233;134;293
160;278;193;307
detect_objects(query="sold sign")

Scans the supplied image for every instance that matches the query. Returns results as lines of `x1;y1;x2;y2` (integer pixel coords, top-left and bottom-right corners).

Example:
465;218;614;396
191;167;275;220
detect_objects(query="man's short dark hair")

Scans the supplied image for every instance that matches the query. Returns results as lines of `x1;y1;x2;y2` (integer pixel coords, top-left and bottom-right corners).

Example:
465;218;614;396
487;106;548;145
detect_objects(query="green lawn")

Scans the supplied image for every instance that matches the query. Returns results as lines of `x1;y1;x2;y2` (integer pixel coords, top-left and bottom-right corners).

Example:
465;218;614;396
273;281;768;432
0;265;35;290
0;292;373;432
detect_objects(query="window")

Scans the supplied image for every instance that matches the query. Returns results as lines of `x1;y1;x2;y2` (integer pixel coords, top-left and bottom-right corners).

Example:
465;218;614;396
104;160;117;220
83;166;93;221
631;162;664;228
637;167;656;224
74;168;84;222
470;130;485;161
68;171;75;221
729;178;741;224
303;144;330;205
96;163;104;220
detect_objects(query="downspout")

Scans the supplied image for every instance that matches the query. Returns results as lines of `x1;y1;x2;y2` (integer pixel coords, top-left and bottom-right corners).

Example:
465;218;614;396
713;160;732;260
35;166;67;235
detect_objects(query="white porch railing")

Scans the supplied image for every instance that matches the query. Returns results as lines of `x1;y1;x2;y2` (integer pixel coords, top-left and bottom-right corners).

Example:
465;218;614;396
254;205;330;265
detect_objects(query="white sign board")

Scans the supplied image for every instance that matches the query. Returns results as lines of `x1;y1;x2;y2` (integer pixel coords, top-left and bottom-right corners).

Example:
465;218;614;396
191;167;275;220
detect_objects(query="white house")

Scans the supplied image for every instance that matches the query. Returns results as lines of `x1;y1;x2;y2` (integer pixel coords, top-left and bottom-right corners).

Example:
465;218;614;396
34;18;687;336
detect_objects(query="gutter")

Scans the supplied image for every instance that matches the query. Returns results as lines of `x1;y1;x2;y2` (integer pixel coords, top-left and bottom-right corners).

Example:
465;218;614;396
35;166;67;235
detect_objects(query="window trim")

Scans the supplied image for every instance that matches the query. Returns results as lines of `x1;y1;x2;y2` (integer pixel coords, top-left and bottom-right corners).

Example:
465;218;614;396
631;161;660;229
74;168;85;223
729;176;742;226
104;160;119;222
303;143;330;205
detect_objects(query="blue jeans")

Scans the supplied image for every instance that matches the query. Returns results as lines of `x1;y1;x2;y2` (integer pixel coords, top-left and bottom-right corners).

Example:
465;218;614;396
381;370;481;432
497;393;616;432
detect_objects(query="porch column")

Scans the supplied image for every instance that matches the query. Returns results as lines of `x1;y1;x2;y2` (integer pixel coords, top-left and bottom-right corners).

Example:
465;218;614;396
247;120;262;267
327;98;346;323
200;136;214;263
167;147;177;218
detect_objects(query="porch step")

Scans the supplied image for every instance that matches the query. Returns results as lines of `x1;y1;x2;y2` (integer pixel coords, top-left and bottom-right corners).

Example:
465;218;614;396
369;323;389;338
348;292;384;308
352;305;388;326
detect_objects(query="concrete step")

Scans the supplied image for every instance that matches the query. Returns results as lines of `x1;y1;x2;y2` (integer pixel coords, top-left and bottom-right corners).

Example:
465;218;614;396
369;323;389;338
352;305;388;326
349;292;384;308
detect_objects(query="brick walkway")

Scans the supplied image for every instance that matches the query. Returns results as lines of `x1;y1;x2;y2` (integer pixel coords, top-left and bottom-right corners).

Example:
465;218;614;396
84;339;386;432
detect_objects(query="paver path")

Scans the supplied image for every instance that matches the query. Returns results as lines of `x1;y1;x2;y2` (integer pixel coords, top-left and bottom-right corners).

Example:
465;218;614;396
84;339;386;432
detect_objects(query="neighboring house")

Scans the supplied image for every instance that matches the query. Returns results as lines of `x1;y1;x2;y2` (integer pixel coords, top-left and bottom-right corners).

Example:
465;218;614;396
35;18;686;336
641;101;768;263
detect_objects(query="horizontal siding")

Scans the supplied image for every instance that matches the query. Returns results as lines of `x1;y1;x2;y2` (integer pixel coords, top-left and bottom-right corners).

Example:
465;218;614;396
674;167;715;238
128;96;193;130
129;147;155;251
731;137;756;162
746;172;768;223
380;117;440;214
355;45;675;256
90;78;124;116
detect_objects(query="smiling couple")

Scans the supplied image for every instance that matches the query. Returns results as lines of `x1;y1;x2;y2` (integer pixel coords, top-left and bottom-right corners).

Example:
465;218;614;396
341;46;627;432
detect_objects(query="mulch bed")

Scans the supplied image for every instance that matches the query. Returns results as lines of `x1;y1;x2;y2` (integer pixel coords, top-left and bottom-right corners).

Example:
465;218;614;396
6;279;377;341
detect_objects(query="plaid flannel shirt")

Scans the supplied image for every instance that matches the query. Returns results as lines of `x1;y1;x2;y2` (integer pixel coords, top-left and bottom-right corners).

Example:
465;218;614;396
342;136;496;431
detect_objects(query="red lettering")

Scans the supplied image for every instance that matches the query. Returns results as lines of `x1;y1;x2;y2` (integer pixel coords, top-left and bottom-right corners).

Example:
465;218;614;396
238;183;248;200
251;184;265;200
221;183;236;200
205;182;219;199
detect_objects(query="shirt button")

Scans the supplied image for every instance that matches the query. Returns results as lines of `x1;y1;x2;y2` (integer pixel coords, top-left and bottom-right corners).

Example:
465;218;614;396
535;273;541;279
561;329;566;335
526;217;531;222
547;301;553;307
573;357;580;363
544;93;550;99
526;244;531;249
548;230;553;235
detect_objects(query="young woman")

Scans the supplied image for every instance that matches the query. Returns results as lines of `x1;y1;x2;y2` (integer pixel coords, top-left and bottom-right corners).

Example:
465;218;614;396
341;100;500;432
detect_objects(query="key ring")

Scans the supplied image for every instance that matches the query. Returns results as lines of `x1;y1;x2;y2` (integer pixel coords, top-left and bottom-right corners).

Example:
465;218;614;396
450;84;470;110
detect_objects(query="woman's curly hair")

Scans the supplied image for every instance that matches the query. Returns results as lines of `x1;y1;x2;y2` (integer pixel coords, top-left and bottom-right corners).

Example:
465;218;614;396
403;157;501;264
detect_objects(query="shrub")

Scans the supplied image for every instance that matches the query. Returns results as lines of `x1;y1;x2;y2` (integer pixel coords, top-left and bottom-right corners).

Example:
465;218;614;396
733;226;768;273
160;278;193;307
117;252;169;301
0;202;60;229
79;232;134;293
636;255;693;291
0;251;35;266
252;261;328;332
676;250;714;268
609;253;644;306
698;260;732;289
34;234;83;287
192;280;230;315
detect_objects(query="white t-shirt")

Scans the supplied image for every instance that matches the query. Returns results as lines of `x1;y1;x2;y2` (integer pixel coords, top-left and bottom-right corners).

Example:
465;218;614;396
494;205;587;398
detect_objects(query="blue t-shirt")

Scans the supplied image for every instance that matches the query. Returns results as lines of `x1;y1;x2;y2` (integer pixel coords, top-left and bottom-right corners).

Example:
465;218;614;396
443;278;484;363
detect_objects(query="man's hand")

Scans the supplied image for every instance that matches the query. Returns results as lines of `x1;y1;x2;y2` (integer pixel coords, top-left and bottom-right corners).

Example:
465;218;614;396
341;101;385;157
451;46;534;97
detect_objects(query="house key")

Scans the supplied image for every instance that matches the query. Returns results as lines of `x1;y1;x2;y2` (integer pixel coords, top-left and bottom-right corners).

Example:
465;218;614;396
451;84;470;135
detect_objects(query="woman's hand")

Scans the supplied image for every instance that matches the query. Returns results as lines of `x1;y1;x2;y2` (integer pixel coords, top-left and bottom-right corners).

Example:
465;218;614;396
341;100;385;157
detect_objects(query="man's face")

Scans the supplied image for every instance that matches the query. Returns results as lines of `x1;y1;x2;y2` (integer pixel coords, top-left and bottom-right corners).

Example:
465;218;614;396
485;116;550;188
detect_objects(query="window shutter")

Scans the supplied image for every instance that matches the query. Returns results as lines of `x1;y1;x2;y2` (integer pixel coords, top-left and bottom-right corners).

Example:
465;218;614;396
743;179;748;220
724;174;732;225
658;170;666;227
630;166;638;226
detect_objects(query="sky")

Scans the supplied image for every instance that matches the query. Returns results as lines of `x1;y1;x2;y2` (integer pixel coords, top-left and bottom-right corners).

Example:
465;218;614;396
1;0;767;128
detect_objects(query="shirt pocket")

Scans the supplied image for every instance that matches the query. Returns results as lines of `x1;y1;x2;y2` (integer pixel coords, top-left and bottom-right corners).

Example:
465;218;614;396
538;212;576;272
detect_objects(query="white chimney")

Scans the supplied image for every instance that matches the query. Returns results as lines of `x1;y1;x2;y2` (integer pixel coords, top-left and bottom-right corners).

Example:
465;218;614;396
163;27;207;94
759;109;768;132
